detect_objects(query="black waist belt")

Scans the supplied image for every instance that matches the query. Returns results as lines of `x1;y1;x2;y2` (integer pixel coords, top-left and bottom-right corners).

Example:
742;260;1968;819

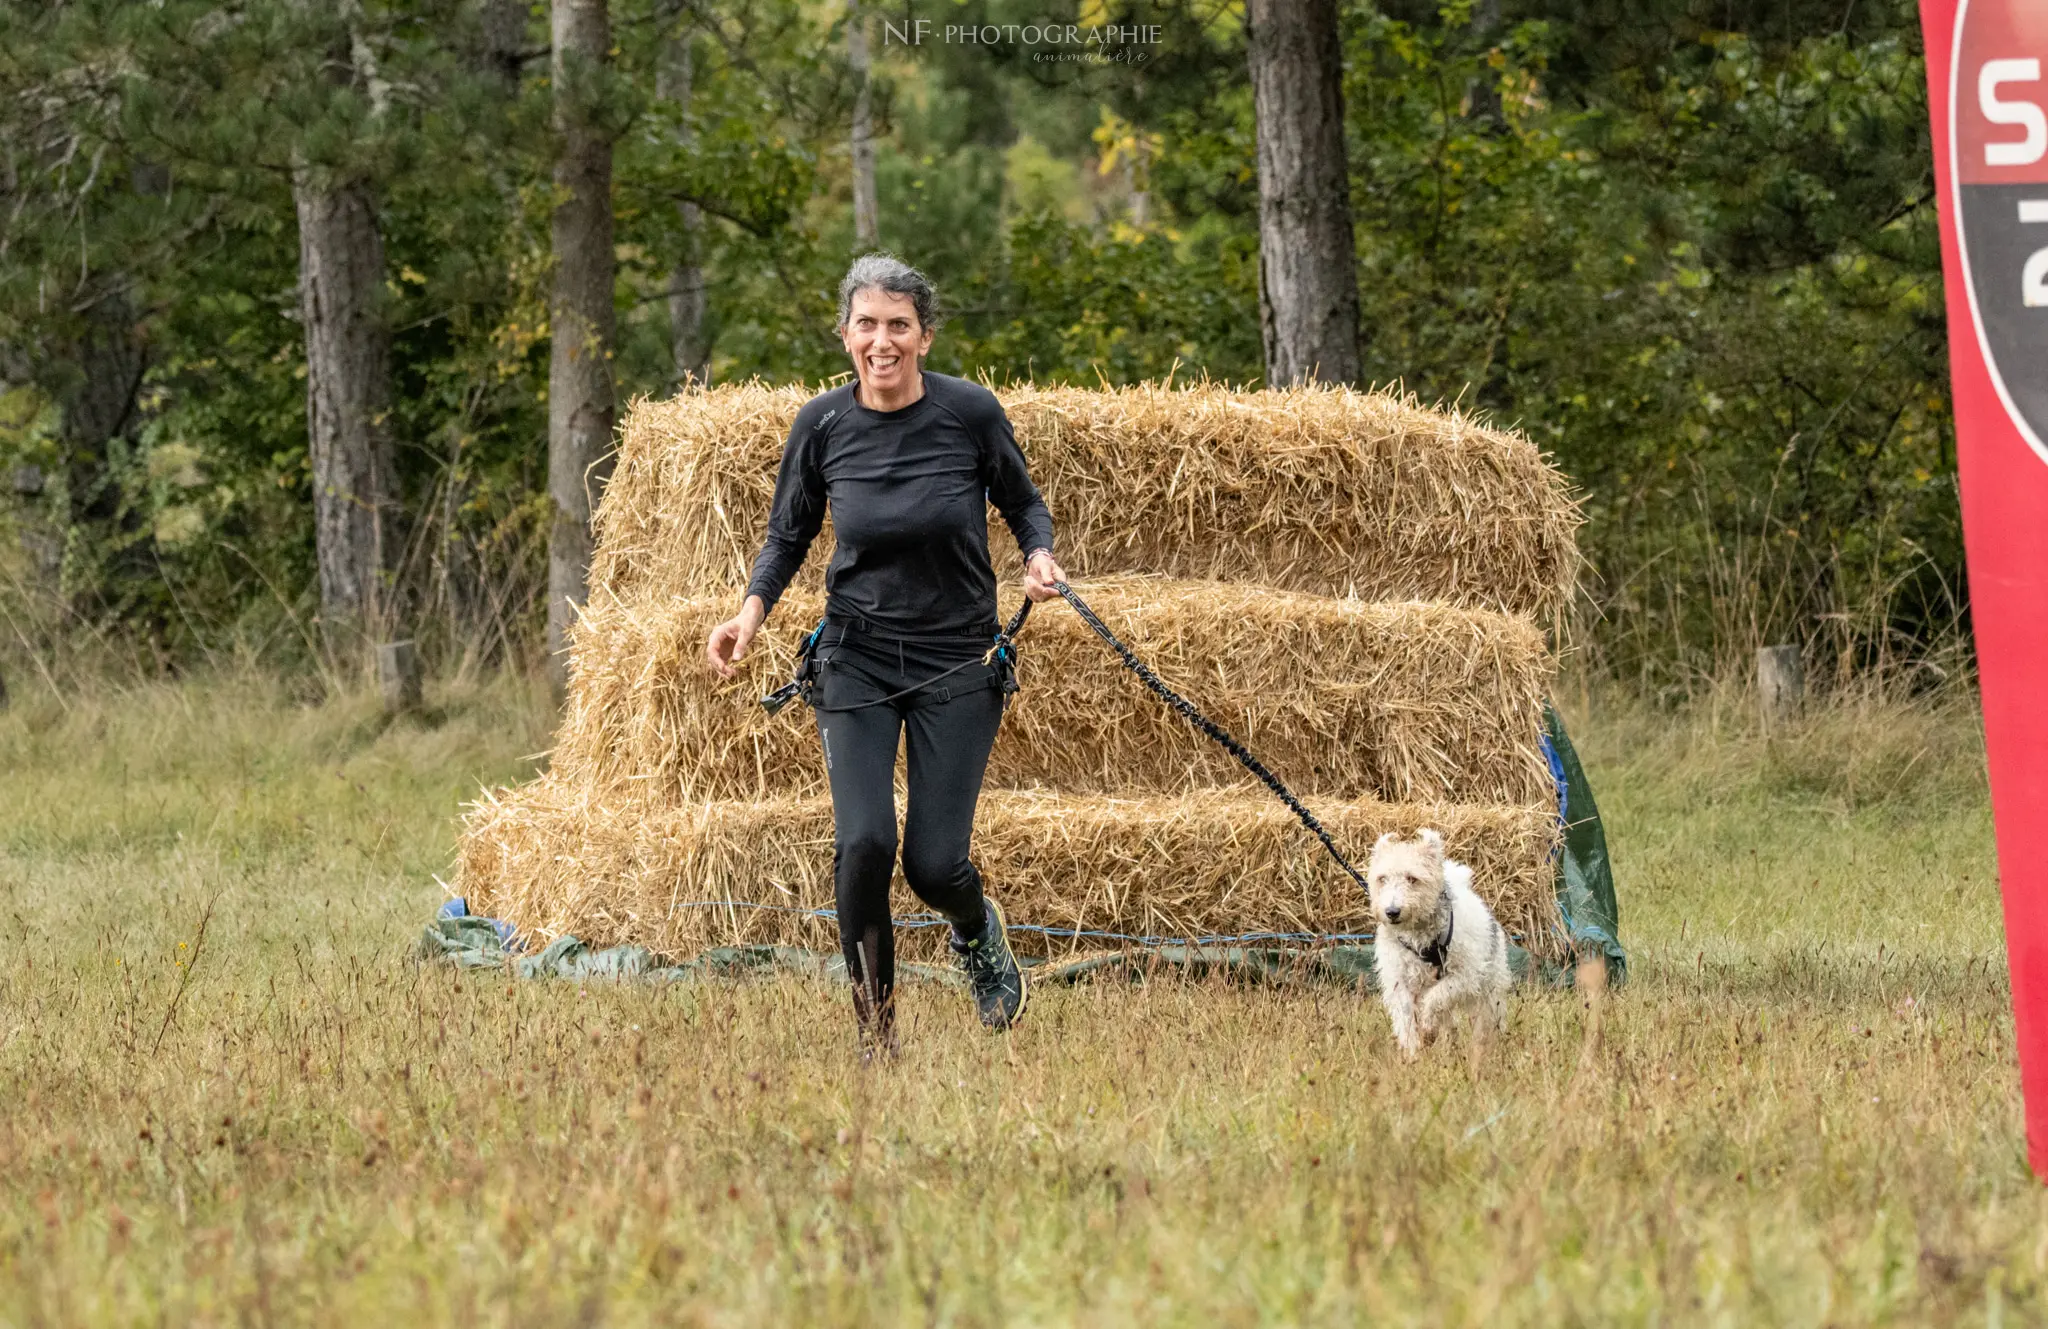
823;614;999;640
762;602;1031;716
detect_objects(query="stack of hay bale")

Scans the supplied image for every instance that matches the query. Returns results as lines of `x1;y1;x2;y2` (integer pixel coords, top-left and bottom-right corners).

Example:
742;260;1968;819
456;384;1581;963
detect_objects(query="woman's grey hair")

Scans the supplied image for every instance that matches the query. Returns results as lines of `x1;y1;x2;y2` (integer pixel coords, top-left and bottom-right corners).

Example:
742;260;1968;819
836;253;941;333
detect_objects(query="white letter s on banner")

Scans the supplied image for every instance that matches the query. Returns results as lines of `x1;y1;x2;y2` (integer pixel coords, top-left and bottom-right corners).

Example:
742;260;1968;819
1982;59;2048;167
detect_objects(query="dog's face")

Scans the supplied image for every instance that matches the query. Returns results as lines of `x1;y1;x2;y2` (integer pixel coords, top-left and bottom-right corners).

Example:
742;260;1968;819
1368;829;1448;931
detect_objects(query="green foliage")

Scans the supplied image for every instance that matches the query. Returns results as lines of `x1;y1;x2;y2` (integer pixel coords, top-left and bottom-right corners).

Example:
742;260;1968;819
1127;0;1951;684
0;0;1959;685
942;211;1261;383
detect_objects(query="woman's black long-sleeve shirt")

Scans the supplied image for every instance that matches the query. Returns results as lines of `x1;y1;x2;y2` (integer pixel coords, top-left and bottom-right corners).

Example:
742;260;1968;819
744;372;1055;636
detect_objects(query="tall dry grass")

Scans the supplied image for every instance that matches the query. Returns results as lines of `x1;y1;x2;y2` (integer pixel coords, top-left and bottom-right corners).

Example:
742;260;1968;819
0;667;2030;1325
1576;475;1972;703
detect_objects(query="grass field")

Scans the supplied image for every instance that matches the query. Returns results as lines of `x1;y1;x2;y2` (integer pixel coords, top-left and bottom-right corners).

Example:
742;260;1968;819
0;670;2033;1325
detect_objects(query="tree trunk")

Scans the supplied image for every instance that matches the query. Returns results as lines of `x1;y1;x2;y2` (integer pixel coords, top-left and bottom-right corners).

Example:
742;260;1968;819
1246;0;1362;387
547;0;617;696
477;0;529;92
658;17;711;388
295;174;396;644
848;0;879;249
59;289;147;535
1468;0;1504;129
56;286;150;621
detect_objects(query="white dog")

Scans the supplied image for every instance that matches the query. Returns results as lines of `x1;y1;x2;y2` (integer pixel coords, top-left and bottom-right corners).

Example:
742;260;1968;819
1367;828;1511;1058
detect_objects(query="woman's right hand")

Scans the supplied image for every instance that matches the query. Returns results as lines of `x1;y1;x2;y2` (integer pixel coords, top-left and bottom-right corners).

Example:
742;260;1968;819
706;597;768;679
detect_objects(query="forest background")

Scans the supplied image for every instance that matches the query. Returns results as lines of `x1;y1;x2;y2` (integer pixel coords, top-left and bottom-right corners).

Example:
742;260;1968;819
0;0;1953;698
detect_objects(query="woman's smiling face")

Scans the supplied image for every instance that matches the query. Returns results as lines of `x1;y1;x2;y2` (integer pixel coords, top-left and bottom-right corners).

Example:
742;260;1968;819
839;287;934;401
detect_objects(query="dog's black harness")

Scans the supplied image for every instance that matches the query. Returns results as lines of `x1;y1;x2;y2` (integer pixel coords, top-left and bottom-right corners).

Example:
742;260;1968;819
1396;894;1455;978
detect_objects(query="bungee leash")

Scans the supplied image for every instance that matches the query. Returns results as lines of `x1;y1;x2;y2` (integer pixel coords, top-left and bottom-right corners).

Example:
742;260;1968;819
757;580;1370;894
1046;581;1372;893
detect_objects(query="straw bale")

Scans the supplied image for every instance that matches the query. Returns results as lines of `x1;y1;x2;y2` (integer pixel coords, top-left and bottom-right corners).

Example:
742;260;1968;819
460;383;1585;971
592;382;1580;620
552;577;1555;807
456;778;1566;964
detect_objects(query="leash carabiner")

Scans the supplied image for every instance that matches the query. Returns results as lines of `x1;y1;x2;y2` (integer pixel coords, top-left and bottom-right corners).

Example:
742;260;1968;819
760;619;827;715
983;597;1033;705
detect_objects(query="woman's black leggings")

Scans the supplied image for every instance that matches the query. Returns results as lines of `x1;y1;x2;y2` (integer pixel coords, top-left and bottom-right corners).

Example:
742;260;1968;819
811;621;1007;1008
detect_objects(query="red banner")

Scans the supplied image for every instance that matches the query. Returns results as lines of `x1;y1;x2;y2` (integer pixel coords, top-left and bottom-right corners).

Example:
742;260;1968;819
1921;0;2048;1175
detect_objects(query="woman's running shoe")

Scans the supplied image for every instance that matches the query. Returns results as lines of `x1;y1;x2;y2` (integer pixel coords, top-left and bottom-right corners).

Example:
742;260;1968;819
952;898;1028;1029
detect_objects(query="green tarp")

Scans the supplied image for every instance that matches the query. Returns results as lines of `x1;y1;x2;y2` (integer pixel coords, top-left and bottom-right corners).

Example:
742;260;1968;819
1544;701;1627;984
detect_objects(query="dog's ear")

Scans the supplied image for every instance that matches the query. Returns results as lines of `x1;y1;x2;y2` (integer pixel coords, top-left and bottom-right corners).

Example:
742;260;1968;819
1419;827;1445;860
1373;831;1397;852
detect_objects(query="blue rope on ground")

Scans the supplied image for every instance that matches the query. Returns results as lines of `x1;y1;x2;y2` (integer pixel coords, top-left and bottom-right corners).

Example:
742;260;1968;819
665;897;1382;947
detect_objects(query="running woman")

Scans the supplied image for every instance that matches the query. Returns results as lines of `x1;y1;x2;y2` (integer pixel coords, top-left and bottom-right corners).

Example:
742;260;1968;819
704;254;1067;1054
